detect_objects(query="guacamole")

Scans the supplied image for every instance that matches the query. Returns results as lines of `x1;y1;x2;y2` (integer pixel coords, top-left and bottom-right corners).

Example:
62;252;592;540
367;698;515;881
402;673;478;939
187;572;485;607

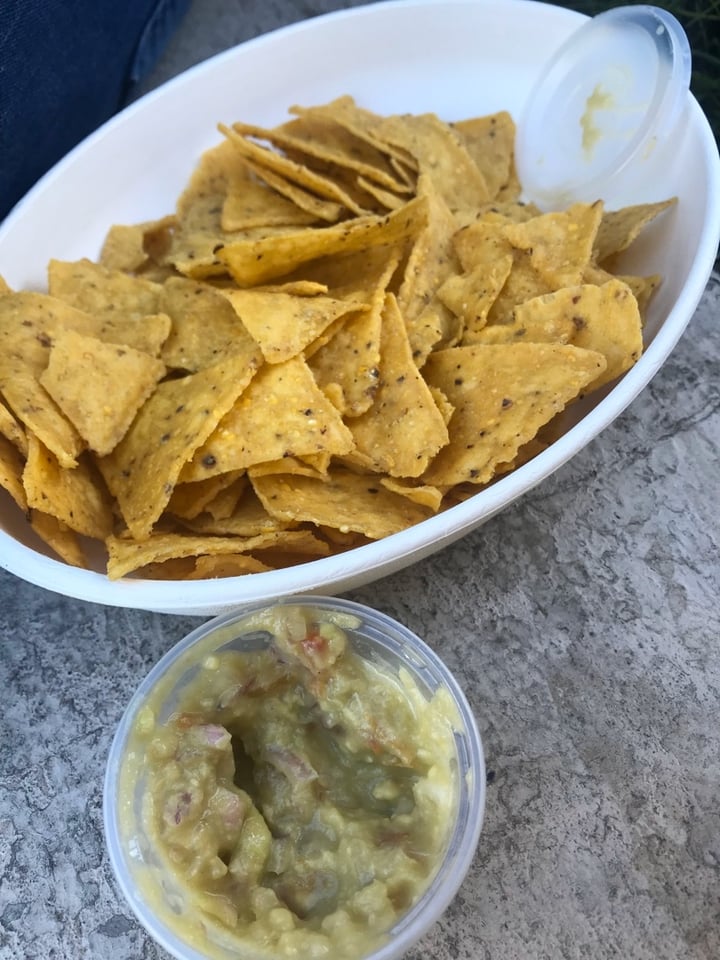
124;605;460;959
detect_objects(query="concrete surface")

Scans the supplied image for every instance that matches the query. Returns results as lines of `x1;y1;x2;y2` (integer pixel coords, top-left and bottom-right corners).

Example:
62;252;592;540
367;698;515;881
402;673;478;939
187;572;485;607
1;2;719;958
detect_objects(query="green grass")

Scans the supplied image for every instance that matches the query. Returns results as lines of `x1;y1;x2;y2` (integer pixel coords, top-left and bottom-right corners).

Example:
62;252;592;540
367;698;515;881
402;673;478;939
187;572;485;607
552;0;720;137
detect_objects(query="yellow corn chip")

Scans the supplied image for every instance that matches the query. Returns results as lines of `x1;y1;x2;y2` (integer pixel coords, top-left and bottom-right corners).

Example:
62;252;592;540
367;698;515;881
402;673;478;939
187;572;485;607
307;250;399;416
237;116;410;193
182;489;294;537
376;112;490;214
252;468;434;539
221;287;362;364
438;255;514;343
452;111;517;201
346;294;449;477
187;554;273;578
181;355;353;482
99;352;261;540
502;202;603;289
0;369;83;468
0;396;28;457
29;510;88;568
23;434;114;539
397;177;462;361
160;277;263;372
0;433;27;510
106;528;329;579
379;476;443;511
166;470;245;521
217;195;427;287
422;342;607;486
593;199;676;264
40;329;166;456
221;123;370;217
100;216;177;273
221;162;321;231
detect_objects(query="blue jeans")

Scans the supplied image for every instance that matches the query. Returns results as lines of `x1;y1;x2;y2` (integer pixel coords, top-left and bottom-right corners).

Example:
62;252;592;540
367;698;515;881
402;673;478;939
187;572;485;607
0;0;191;221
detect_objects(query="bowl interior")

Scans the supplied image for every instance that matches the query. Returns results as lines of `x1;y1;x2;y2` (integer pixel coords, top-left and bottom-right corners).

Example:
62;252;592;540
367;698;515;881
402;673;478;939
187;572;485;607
1;0;718;613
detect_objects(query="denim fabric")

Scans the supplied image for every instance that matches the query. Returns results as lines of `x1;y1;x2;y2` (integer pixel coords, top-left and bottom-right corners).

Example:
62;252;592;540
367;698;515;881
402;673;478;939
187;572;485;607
0;0;191;221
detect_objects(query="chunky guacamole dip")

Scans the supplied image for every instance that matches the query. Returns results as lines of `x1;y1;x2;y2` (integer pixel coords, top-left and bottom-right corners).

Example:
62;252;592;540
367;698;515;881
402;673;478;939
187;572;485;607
124;604;460;959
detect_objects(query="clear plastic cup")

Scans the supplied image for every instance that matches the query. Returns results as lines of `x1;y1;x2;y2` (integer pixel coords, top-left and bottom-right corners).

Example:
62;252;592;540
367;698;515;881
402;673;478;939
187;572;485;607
103;596;485;960
515;4;692;210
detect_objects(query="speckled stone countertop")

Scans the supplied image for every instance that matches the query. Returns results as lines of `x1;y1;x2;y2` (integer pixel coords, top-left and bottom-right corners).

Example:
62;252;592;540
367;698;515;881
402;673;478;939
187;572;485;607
2;2;719;959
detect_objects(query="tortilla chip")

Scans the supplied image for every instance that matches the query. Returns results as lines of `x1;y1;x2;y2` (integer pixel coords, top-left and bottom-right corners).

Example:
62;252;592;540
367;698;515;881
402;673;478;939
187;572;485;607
237;115;410;194
487;252;553;326
29;510;88;568
221;162;321;231
0;396;28;457
422;342;607;486
166;470;245;521
187;554;274;578
200;474;249;522
236;156;347;223
106;528;329;579
48;258;163;318
99;352;261;540
23;434;114;539
221;287;362;364
100;216;177;273
163;139;248;277
0;433;27;510
217;195;427;287
558;279;643;389
160;277;263;372
307;250;399;416
397;177;462;361
487;279;643;391
221;123;370;217
379;476;443;511
452;217;514;273
181;355;353;483
290;97;417;181
593;199;676;264
252;468;435;539
583;264;662;321
248;453;330;481
0;370;83;468
452;111;517;201
39;329;166;456
346;294;449;477
502;202;603;289
182;488;294;537
1;286;171;360
375;112;490;214
438;255;514;343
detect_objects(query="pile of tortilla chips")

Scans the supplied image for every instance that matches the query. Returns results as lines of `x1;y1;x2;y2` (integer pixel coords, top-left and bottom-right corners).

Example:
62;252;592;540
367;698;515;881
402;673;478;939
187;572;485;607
0;96;674;580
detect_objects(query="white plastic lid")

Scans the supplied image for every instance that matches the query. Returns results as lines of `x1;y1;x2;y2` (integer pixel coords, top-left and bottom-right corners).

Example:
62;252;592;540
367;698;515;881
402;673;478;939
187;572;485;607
515;5;692;210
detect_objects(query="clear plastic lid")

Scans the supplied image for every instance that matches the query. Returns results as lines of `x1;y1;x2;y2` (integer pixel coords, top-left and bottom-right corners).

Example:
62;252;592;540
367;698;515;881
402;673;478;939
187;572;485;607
515;5;692;210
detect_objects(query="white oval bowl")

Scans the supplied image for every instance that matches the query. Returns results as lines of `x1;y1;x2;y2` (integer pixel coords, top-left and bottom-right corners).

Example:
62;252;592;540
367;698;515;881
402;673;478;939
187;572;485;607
1;0;718;614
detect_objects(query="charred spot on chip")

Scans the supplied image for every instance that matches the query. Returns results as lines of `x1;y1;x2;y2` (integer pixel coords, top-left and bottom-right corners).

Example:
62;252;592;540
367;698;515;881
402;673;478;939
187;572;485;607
202;454;217;468
572;315;587;330
501;398;513;409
